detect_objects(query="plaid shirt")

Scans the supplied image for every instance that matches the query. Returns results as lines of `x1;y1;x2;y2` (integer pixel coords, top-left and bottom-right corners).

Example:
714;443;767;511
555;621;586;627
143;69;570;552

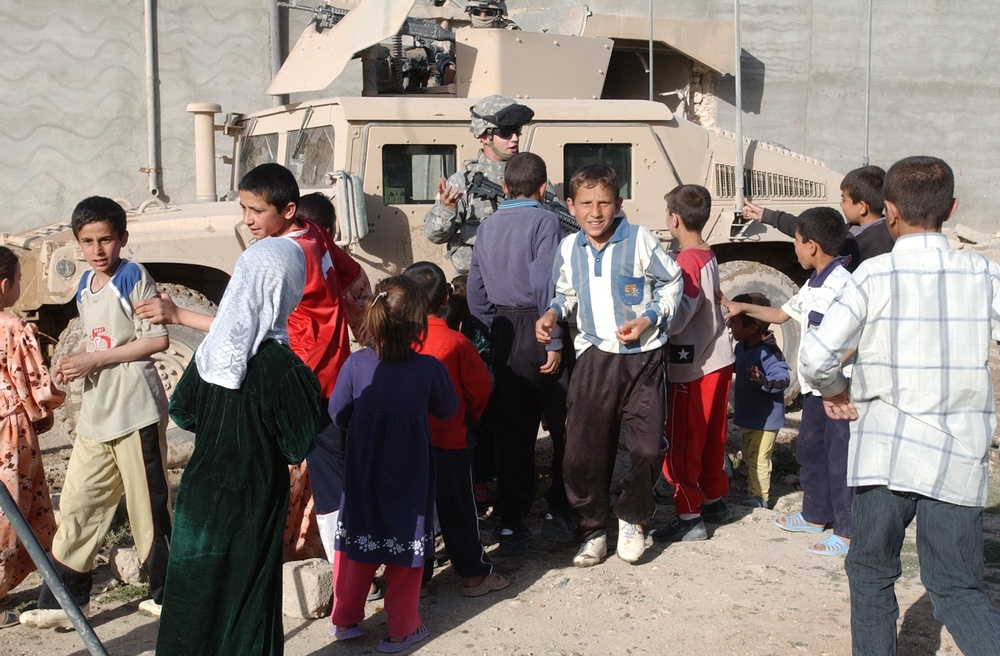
799;232;1000;507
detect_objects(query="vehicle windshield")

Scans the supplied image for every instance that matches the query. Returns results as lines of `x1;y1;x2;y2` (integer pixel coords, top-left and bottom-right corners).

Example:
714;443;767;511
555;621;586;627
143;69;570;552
286;126;336;188
238;132;278;181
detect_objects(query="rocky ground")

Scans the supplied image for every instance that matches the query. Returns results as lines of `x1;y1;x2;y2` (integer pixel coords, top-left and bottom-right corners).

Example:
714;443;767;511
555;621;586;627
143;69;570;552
2;407;999;656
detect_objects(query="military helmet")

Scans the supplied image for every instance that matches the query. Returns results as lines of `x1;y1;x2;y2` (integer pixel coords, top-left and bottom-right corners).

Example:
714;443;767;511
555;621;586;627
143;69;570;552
469;95;534;136
466;1;508;16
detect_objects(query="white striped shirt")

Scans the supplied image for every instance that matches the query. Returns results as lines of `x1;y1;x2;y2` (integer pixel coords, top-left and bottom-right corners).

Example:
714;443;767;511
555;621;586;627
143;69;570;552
800;232;1000;507
550;218;683;356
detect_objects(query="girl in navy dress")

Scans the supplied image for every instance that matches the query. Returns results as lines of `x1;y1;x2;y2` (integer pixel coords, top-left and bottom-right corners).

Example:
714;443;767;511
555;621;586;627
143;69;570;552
329;275;458;653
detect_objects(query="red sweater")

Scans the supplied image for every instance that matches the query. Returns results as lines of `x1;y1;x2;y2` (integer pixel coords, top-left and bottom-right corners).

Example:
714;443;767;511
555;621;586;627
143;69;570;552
415;317;492;449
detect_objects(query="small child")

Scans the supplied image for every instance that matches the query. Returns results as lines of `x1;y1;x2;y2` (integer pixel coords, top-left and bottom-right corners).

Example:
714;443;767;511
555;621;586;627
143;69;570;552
403;261;508;597
743;165;893;270
727;293;790;510
21;197;171;628
468;151;573;553
329;275;459;652
155;237;321;656
536;164;683;567
0;247;65;629
722;207;854;557
652;184;736;542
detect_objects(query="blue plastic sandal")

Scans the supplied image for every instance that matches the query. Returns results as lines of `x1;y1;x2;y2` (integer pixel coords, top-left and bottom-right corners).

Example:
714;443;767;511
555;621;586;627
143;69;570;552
774;512;826;534
376;624;430;653
808;534;850;556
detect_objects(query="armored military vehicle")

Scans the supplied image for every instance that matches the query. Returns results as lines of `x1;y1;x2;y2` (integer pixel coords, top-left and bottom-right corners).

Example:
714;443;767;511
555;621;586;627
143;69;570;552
1;1;841;457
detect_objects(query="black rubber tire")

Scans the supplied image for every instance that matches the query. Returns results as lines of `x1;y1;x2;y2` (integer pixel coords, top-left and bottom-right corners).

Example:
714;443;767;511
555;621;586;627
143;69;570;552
719;260;801;404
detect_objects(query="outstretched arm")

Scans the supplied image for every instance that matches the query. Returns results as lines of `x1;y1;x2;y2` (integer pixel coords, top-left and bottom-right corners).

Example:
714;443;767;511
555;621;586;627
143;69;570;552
135;292;215;332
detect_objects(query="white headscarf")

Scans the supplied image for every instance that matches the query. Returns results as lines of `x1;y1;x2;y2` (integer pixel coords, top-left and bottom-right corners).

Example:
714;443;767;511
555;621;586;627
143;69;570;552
195;236;306;389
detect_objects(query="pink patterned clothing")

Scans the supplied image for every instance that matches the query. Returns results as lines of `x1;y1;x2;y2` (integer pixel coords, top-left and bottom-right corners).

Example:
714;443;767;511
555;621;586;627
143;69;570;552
0;313;65;598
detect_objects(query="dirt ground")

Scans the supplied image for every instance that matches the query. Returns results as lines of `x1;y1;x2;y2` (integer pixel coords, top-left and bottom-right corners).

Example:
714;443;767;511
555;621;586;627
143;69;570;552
3;407;999;656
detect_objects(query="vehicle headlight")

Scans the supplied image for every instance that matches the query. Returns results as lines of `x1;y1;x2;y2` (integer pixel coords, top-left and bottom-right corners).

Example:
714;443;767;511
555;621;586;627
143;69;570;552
54;258;76;279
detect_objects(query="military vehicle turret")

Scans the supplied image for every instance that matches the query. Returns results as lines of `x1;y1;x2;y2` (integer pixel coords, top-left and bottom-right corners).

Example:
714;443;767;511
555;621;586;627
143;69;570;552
1;1;841;460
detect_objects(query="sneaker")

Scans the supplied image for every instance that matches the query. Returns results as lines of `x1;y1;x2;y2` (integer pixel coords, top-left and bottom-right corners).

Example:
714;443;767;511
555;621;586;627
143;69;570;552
701;499;734;524
539;512;575;543
572;534;608;567
19;604;90;629
497;520;532;556
616;519;646;563
137;599;161;618
651;515;708;542
741;496;767;509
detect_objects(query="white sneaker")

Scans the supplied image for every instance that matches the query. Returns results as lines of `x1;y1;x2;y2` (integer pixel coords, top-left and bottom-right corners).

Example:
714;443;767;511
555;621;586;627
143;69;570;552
19;604;89;629
138;599;161;618
572;534;608;568
616;519;646;564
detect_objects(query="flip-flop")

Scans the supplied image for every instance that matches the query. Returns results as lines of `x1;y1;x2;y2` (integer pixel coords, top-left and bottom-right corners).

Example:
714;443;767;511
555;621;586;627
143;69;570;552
774;512;826;534
367;577;385;602
1;608;20;630
376;623;430;653
461;572;510;598
331;624;364;641
808;534;850;556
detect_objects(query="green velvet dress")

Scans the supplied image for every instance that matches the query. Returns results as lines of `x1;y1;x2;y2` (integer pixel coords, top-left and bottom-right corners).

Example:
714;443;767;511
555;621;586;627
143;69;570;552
156;340;320;656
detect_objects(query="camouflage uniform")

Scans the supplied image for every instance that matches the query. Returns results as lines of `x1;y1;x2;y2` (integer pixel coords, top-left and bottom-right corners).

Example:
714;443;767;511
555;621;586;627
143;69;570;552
424;152;573;274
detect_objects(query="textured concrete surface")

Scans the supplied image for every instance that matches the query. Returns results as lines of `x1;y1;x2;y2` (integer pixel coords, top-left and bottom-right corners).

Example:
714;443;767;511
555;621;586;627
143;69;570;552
1;1;996;233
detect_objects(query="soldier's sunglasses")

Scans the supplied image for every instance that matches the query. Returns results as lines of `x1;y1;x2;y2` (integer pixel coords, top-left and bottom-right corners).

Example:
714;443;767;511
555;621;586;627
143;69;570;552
470;8;500;18
491;127;521;140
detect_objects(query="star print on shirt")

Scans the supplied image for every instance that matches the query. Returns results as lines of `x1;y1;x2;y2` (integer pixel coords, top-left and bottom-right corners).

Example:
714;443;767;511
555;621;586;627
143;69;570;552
669;344;694;364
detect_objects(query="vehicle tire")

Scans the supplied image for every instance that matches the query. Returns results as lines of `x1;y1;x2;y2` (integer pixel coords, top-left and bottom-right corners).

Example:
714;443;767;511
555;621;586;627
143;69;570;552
52;284;217;467
718;260;801;404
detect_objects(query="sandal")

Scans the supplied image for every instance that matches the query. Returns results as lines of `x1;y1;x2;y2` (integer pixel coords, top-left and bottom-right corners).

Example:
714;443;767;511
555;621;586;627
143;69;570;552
331;624;364;641
461;572;510;598
774;512;826;534
808;534;850;556
367;577;385;602
1;608;20;630
376;623;430;653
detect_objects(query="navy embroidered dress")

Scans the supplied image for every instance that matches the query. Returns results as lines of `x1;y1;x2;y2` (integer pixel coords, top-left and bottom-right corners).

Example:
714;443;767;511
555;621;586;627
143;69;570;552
329;348;458;567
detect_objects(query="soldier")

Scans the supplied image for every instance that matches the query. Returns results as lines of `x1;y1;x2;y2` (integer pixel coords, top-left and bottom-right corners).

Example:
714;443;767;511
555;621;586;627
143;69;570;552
424;95;573;274
465;1;520;30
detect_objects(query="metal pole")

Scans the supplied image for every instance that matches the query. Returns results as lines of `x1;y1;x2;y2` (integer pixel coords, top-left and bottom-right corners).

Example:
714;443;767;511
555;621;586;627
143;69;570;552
648;0;654;102
0;484;110;656
863;0;873;166
734;0;745;212
143;0;161;197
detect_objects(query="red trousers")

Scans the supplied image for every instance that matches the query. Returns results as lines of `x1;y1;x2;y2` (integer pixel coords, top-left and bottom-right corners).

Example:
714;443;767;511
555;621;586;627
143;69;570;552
663;365;733;515
331;552;423;640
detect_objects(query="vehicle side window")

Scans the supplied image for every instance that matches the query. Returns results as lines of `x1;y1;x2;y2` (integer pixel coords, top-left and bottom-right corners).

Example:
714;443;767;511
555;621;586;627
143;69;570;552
238;133;278;181
563;144;632;200
382;145;456;204
286;127;336;188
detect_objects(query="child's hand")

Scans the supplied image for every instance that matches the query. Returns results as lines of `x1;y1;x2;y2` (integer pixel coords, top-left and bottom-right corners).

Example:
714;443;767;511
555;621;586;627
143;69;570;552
742;199;764;221
616;316;651;344
720;298;742;320
748;365;766;386
435;178;463;211
57;352;101;383
135;292;180;325
539;350;561;375
535;309;558;344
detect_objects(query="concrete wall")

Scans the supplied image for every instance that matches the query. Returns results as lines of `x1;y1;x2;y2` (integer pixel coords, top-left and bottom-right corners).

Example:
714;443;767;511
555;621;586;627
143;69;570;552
3;1;998;233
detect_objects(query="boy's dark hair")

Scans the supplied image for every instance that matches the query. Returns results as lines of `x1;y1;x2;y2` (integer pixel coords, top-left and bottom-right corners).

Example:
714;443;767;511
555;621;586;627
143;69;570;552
440;298;463;331
666;184;712;231
0;246;18;285
451;274;468;299
731;292;772;333
402;261;449;314
840;165;886;215
504;152;547;198
883;156;955;230
297;192;335;233
795;207;847;256
238;163;300;211
567;163;620;201
362;275;427;363
71;196;127;239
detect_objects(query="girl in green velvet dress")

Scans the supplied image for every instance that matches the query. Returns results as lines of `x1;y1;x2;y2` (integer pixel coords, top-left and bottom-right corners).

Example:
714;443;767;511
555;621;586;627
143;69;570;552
156;237;320;656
